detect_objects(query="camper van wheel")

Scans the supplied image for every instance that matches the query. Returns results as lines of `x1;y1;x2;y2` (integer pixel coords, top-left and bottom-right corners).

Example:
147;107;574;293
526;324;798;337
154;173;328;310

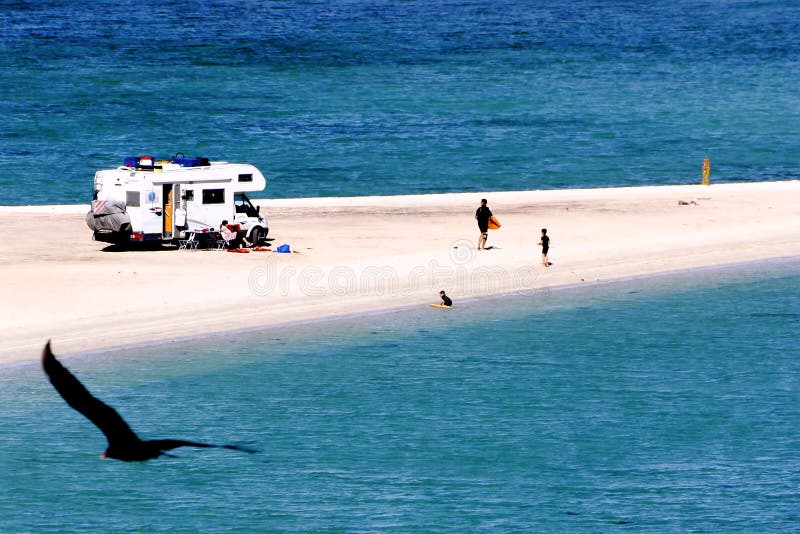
250;227;264;246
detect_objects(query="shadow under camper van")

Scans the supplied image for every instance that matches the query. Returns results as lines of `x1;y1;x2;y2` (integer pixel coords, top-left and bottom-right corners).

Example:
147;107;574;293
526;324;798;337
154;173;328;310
86;155;269;246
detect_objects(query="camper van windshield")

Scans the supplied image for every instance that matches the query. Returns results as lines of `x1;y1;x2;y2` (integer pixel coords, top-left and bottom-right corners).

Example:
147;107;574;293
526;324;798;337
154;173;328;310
234;193;259;217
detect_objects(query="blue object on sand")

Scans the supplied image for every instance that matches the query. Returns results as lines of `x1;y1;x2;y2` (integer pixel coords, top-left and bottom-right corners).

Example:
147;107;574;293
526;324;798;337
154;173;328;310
276;244;291;253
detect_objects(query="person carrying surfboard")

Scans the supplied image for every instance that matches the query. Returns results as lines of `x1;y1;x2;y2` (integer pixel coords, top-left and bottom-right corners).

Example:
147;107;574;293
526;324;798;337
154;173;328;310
439;290;453;307
475;199;492;250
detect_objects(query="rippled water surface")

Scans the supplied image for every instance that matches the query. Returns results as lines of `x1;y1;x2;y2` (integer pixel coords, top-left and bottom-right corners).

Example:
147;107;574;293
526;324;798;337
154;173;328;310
1;260;798;531
1;0;799;204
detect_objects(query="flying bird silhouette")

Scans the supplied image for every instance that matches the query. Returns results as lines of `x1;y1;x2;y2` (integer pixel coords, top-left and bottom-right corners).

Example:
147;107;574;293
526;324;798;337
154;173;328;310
42;341;255;461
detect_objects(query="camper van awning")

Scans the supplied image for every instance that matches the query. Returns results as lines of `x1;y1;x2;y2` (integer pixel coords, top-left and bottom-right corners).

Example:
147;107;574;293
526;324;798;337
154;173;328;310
150;177;233;185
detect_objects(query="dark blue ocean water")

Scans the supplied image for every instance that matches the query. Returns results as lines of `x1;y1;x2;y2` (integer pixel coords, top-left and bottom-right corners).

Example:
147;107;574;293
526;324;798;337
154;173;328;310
1;0;799;204
1;260;798;531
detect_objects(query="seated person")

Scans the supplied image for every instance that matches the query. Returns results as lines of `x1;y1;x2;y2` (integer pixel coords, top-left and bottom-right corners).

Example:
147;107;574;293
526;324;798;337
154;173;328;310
439;290;453;307
219;219;251;249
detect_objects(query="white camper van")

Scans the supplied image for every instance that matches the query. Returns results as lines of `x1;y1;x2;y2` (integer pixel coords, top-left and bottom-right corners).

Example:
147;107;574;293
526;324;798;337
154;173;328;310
87;154;268;246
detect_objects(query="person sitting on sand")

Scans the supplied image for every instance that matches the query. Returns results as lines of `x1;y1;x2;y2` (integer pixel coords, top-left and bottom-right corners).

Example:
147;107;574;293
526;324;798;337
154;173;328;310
439;290;453;307
219;220;251;249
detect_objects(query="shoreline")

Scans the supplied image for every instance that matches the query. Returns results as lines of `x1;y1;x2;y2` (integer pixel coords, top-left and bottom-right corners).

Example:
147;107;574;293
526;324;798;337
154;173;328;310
1;181;799;365
6;254;798;370
1;179;797;213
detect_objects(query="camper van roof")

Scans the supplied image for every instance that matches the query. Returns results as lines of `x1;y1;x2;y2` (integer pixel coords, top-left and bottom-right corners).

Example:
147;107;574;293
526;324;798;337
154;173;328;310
97;158;266;189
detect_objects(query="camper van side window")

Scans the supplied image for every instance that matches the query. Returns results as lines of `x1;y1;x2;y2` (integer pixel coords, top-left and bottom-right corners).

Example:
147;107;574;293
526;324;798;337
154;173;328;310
202;189;225;204
238;173;253;182
126;191;140;207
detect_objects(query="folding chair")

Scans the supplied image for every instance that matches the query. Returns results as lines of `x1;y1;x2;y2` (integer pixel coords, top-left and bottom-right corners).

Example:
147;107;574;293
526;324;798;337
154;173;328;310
177;232;199;250
213;231;229;251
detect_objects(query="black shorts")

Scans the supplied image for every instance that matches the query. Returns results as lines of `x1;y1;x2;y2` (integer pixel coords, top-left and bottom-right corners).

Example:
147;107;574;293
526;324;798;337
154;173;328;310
478;223;489;233
542;247;549;254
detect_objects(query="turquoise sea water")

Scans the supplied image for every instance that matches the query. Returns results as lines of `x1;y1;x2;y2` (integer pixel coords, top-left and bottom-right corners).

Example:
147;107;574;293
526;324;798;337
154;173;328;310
1;0;799;204
1;259;798;531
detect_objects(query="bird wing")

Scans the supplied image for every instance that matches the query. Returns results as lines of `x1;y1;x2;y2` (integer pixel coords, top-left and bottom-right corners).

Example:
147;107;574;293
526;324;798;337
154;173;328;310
42;341;140;447
147;439;215;452
147;439;258;454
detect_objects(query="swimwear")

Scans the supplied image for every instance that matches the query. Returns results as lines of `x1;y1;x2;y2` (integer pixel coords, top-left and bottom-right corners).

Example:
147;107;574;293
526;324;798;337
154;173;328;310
476;206;492;233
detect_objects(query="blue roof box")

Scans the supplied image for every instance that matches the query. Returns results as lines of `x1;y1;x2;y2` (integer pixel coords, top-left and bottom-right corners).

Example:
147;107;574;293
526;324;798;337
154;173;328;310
173;157;202;167
172;156;210;167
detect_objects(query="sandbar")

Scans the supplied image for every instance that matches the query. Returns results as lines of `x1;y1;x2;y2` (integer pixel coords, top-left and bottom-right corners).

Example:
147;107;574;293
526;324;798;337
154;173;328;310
1;181;798;365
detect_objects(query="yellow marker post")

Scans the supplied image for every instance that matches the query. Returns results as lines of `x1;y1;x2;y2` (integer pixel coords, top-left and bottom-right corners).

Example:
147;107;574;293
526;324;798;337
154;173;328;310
702;157;710;185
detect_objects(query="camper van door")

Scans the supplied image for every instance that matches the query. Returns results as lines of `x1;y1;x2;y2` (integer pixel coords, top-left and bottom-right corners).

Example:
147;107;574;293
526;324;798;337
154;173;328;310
162;184;174;239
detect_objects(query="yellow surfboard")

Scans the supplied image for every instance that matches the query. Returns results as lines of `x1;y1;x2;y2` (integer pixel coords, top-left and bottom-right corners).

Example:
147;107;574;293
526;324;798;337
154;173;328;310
428;304;452;309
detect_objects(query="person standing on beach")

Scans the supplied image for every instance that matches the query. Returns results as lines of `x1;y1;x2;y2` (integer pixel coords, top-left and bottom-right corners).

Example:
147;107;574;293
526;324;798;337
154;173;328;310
539;228;550;267
475;199;492;250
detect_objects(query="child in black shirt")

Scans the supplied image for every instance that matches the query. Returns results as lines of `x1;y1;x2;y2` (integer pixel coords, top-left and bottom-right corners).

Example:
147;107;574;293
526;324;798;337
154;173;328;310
539;228;550;268
439;290;453;307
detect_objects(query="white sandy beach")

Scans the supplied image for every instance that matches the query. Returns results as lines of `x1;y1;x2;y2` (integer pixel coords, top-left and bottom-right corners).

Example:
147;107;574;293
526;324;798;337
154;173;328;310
1;181;798;365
